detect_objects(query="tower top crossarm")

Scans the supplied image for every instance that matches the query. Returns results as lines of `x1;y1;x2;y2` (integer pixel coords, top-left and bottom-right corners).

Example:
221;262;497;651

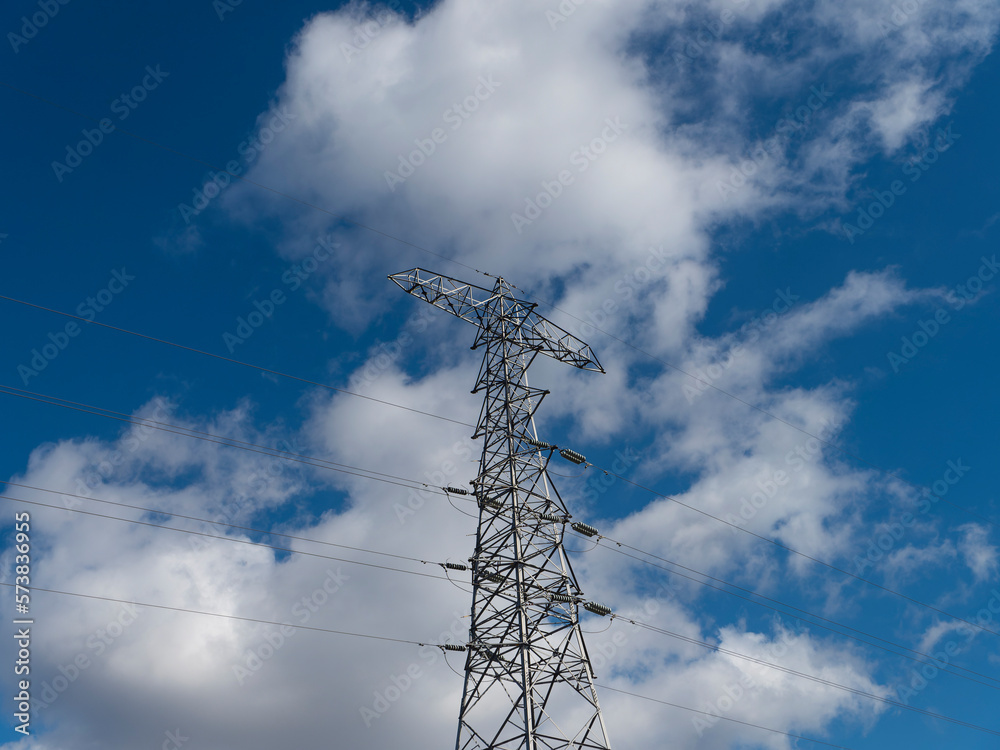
388;267;605;373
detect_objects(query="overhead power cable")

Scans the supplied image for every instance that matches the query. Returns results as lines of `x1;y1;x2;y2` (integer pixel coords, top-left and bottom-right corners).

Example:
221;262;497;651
0;580;858;748
0;384;462;493
5;375;995;675
585;463;1000;638
0;493;452;583
1;80;990;534
594;683;855;749
5;377;995;682
616;616;1000;738
587;538;1000;690
0;479;442;566
0;297;475;429
0;580;429;648
7;473;997;695
7;482;1000;736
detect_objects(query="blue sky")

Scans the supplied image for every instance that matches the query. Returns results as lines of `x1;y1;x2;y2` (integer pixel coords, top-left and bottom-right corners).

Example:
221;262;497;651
2;0;999;748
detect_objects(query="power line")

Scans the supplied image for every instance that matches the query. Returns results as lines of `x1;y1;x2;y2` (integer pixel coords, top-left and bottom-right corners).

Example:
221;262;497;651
594;683;856;749
8;478;999;737
0;585;855;748
0;479;444;566
7;370;995;674
7;365;992;647
588;462;1000;638
589;538;1000;690
7;378;988;643
615;615;1000;738
0;296;475;429
0;580;428;648
0;493;453;583
6;334;999;711
7;374;996;683
8;473;997;696
2;79;990;536
0;384;462;493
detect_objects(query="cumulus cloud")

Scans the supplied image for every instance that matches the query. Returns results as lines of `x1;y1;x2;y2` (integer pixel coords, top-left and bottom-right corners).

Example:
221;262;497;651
10;0;1000;748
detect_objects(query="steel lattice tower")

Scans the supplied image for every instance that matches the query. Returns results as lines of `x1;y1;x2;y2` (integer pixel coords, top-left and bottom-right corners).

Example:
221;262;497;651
389;268;613;750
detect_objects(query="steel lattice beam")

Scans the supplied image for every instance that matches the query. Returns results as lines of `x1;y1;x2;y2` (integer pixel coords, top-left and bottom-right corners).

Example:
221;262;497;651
390;268;612;750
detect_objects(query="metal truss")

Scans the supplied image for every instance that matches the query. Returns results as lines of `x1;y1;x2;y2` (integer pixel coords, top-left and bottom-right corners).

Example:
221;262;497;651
390;268;612;750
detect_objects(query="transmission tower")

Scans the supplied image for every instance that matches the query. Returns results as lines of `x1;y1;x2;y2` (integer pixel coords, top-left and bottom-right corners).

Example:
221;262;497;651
389;268;613;750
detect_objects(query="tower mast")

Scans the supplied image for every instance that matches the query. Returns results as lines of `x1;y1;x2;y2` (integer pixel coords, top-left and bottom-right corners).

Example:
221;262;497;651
389;268;613;750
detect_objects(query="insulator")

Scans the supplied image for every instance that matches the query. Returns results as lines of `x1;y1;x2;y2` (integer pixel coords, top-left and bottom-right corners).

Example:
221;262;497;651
524;436;552;450
443;643;466;652
571;521;599;537
481;497;503;510
481;571;503;583
444;562;468;571
444;486;469;495
559;448;586;464
584;601;612;617
550;593;575;603
538;512;565;523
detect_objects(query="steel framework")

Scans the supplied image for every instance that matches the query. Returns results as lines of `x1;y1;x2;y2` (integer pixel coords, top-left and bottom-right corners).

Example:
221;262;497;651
389;268;613;750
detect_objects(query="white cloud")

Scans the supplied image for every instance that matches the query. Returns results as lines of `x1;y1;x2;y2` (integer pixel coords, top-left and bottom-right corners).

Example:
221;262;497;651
12;0;1000;747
